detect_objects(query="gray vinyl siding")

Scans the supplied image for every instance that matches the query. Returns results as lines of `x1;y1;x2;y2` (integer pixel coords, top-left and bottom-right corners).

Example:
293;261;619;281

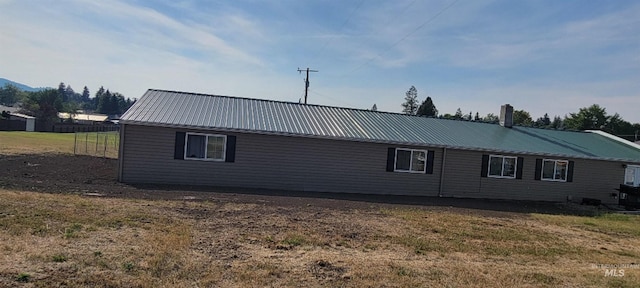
120;124;442;196
441;149;483;197
121;124;629;203
441;149;625;204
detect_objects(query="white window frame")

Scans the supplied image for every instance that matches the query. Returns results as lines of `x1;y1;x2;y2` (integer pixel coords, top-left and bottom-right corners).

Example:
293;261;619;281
184;132;226;161
394;148;427;173
541;159;569;182
488;155;517;179
625;165;640;187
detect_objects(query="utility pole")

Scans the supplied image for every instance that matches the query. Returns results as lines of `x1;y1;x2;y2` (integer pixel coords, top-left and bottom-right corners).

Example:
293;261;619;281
298;67;318;104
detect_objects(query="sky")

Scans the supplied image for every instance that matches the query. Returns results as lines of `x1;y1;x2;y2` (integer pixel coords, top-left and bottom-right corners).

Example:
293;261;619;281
1;0;639;123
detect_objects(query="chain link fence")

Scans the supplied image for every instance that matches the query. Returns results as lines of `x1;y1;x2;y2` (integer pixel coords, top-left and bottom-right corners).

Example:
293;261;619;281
73;131;120;158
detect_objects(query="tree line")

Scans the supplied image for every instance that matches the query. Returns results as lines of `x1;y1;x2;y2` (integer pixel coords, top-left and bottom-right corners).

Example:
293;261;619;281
397;86;640;141
0;82;135;125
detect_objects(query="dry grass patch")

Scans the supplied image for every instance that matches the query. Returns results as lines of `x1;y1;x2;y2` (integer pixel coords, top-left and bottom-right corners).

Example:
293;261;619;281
0;190;193;287
1;189;640;287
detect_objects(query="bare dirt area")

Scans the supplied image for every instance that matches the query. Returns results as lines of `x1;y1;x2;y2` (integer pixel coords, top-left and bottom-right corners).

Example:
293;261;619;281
1;153;640;287
0;153;599;215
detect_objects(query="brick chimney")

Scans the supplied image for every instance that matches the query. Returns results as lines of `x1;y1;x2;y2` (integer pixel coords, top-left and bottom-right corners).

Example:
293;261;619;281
500;104;513;128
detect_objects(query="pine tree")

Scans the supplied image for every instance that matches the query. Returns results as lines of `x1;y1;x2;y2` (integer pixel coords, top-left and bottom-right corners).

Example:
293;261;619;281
81;86;90;103
93;86;106;112
454;108;463;120
534;113;551;128
542;113;551;126
416;96;438;117
95;86;105;99
97;90;110;114
551;116;563;129
401;86;419;115
65;85;76;102
58;82;67;102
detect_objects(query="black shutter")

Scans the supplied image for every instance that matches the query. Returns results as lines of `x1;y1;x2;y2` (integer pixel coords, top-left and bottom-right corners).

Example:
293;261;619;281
566;161;574;182
534;159;542;180
386;148;396;172
225;135;236;163
426;150;435;174
516;157;524;179
174;132;186;160
481;155;489;177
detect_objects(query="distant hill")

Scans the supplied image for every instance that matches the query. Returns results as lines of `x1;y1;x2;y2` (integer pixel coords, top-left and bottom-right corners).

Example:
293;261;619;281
0;78;48;92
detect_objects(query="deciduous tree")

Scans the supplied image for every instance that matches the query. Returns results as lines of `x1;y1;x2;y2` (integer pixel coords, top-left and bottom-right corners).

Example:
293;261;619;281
513;110;533;126
0;84;23;106
20;89;63;127
483;113;499;123
564;104;609;131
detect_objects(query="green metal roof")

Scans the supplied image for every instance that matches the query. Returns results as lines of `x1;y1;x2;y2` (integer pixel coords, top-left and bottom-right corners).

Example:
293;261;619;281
120;89;640;163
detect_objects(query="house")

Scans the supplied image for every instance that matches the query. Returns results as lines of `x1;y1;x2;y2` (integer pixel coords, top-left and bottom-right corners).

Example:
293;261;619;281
0;112;35;131
58;112;109;124
118;89;640;204
0;104;20;114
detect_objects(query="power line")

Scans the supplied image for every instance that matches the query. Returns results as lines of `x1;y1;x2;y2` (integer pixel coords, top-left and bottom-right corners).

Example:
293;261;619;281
322;0;417;78
345;0;460;75
313;0;365;61
381;0;419;28
297;67;319;104
309;89;358;108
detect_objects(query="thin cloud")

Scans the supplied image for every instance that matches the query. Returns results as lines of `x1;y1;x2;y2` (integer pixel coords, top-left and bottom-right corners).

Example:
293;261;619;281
74;0;264;66
1;0;638;124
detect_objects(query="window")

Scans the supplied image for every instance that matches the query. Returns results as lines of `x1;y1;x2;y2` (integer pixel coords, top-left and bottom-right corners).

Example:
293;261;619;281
625;165;640;187
541;159;568;181
395;148;426;173
488;155;517;178
184;133;226;161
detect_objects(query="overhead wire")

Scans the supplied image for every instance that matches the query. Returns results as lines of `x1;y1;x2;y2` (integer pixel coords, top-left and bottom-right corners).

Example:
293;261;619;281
319;0;418;80
312;0;365;62
381;0;419;28
343;0;460;75
309;89;359;108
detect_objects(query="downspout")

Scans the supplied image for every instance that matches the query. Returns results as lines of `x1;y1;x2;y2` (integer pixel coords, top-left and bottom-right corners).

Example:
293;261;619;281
438;147;447;197
117;124;125;182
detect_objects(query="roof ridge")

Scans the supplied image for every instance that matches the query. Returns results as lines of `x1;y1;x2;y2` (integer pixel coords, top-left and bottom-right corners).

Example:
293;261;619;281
145;89;588;130
143;89;604;134
147;88;428;118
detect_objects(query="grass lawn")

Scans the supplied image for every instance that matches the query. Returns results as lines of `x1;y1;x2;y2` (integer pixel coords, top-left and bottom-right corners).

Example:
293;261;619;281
1;190;639;287
0;131;118;157
0;132;76;154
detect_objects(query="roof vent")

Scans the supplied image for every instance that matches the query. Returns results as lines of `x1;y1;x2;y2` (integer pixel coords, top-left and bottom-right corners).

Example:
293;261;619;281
500;104;513;128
